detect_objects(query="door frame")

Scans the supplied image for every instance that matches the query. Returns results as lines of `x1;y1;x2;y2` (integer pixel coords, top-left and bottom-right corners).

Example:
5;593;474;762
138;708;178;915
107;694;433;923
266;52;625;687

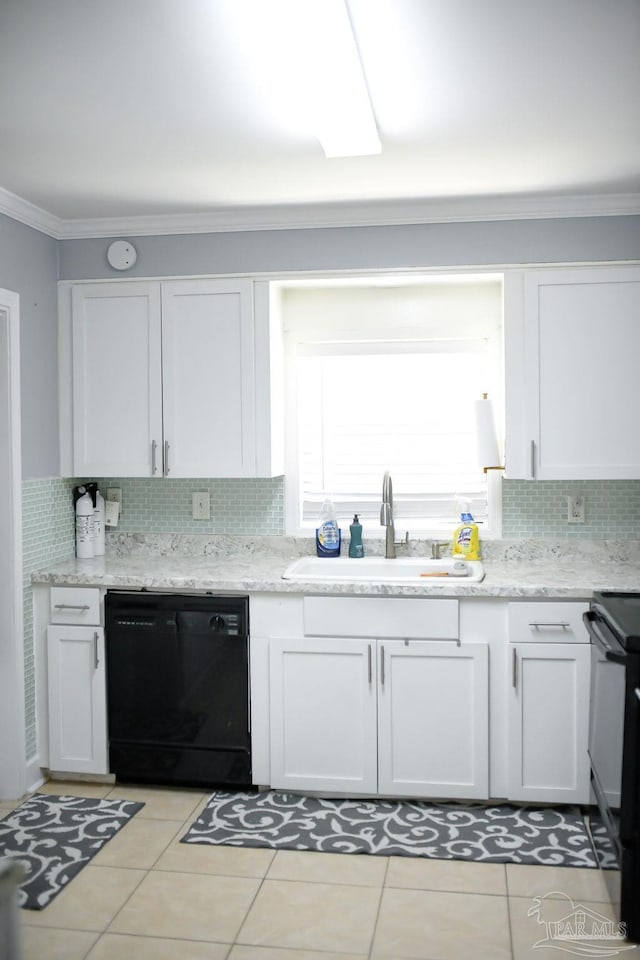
0;288;26;800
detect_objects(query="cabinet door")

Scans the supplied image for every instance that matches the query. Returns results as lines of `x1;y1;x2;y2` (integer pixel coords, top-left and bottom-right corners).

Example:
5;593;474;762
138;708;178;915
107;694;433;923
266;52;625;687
47;625;107;775
161;279;256;477
269;636;377;794
508;642;590;803
71;282;163;476
377;641;489;799
524;267;640;479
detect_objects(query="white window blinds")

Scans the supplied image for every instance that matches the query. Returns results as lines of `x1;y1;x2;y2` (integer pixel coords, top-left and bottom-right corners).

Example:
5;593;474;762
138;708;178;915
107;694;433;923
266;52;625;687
283;277;503;534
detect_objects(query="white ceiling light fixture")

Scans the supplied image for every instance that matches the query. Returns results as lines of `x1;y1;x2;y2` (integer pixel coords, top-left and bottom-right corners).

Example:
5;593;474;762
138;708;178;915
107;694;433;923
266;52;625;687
306;0;381;158
229;0;381;160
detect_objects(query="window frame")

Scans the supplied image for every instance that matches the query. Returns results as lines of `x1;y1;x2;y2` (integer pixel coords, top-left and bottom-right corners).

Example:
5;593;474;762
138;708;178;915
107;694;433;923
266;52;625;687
280;271;504;539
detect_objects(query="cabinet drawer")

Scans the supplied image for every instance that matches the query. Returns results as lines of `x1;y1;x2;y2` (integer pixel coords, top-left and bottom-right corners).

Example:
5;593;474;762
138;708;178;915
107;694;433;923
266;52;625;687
303;597;459;639
50;587;101;625
507;601;588;644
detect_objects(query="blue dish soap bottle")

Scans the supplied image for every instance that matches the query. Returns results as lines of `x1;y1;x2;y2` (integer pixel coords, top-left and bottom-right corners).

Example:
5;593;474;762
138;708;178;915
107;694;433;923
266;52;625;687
316;497;341;557
348;514;364;558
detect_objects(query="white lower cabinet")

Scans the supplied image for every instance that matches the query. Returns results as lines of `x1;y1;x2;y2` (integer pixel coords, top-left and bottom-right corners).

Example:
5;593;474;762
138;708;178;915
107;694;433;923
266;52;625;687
507;602;590;804
378;640;489;798
268;634;489;799
269;637;378;794
47;624;107;775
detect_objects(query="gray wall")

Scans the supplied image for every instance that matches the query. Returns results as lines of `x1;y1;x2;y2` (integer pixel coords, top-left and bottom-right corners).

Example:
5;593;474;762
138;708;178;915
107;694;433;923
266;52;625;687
0;213;59;478
4;212;639;480
59;216;640;281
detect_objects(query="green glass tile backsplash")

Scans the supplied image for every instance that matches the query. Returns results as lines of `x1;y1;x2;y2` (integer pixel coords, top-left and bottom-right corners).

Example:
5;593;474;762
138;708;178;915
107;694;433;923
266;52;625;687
22;477;76;760
20;473;640;764
94;477;285;534
502;479;640;538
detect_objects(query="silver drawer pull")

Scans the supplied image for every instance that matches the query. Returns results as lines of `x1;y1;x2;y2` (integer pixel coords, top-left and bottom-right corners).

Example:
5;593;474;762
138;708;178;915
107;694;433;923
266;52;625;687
54;603;90;611
367;644;372;684
94;631;99;669
528;621;571;629
635;688;640;704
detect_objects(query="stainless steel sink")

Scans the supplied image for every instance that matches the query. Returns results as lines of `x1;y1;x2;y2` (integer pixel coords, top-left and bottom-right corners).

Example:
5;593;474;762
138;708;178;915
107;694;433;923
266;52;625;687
282;556;485;583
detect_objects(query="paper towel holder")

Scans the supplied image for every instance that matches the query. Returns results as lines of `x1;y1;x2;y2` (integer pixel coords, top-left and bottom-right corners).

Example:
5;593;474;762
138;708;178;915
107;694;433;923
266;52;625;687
475;393;505;474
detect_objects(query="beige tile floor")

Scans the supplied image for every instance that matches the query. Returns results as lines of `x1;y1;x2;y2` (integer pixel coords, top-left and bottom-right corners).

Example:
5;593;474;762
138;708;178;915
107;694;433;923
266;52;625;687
2;781;626;960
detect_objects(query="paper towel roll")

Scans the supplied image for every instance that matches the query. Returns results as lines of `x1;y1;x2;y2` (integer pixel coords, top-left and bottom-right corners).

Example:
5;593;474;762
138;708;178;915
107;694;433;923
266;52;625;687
474;396;501;468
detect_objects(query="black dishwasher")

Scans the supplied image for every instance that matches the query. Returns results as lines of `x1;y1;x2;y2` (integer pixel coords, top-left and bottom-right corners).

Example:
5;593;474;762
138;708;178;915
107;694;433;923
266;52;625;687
105;592;251;788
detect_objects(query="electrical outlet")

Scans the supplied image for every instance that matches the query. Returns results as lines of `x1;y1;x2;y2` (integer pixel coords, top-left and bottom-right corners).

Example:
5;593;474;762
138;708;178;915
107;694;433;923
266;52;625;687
567;495;585;524
192;491;210;520
106;487;122;515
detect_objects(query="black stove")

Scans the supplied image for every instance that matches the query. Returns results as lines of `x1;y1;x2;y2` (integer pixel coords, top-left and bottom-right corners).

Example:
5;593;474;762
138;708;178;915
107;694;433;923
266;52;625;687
584;591;640;943
592;591;640;650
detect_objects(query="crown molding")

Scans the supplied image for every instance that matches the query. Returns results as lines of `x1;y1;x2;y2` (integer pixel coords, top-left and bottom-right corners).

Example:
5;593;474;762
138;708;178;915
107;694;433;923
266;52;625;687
1;187;639;240
0;186;63;238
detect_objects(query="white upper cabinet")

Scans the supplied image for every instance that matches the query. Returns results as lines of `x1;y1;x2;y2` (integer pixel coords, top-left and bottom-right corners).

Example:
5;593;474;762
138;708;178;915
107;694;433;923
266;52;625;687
61;278;283;478
70;282;162;477
505;266;640;479
160;280;255;477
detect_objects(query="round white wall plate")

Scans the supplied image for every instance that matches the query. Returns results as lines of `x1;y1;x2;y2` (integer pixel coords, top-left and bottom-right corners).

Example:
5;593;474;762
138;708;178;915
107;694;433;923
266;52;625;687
107;240;137;270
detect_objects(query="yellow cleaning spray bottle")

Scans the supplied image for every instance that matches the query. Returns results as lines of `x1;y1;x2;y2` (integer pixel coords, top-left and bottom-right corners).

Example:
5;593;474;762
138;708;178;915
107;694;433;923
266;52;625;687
451;499;481;561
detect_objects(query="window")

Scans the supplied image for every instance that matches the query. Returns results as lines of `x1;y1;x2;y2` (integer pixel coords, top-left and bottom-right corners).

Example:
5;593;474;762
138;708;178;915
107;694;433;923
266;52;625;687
282;275;503;537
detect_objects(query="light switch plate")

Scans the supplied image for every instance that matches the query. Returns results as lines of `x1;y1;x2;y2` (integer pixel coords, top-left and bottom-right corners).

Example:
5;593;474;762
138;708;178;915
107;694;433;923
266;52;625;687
567;495;585;523
192;492;210;520
105;500;120;527
106;487;122;516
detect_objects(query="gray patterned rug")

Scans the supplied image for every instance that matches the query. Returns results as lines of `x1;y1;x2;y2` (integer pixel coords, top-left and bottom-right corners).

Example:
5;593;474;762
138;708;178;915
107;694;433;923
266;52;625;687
0;793;144;909
182;790;601;868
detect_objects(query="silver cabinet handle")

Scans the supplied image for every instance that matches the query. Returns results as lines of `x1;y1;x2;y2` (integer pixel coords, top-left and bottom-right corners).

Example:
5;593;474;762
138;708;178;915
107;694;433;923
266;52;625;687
530;440;536;478
367;644;372;684
529;621;570;629
93;631;99;669
54;603;90;611
151;439;158;475
380;645;385;688
635;688;640;704
164;440;170;475
512;647;517;688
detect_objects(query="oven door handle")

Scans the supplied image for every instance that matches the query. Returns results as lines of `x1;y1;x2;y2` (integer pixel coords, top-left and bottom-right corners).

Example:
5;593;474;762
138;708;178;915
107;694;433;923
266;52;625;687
583;610;627;664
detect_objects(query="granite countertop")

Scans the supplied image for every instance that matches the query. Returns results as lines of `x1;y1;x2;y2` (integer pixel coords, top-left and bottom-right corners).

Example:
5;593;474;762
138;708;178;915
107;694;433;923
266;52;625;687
31;534;640;599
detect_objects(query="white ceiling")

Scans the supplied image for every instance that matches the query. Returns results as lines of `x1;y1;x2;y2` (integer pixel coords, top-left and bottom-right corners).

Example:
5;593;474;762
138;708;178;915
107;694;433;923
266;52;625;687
1;0;639;237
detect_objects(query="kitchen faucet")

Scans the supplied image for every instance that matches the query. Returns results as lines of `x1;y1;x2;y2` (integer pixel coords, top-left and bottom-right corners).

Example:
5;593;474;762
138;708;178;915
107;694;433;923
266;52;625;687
380;471;396;559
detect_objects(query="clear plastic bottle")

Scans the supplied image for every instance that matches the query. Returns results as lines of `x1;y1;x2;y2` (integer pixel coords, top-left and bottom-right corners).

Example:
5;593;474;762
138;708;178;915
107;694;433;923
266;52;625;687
315;497;341;557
